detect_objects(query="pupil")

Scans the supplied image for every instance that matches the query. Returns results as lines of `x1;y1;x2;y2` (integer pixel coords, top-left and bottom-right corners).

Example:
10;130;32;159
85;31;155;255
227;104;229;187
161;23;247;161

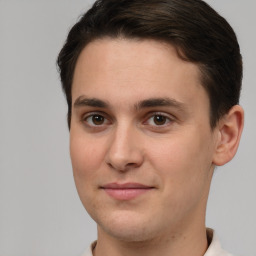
92;115;104;125
154;115;166;125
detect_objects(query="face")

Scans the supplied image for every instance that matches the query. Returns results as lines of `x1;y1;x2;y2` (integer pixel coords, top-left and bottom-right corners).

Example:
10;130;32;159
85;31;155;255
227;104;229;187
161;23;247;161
70;38;218;242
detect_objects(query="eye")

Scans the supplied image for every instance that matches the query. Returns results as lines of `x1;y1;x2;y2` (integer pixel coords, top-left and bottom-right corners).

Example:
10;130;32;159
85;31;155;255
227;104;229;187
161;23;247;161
146;113;172;126
83;113;109;127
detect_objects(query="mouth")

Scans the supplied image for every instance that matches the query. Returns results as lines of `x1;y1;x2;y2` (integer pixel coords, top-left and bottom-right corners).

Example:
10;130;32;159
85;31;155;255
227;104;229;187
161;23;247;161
100;183;155;200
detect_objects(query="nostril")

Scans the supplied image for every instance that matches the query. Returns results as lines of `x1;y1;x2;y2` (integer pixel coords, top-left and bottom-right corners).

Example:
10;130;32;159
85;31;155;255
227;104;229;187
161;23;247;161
125;162;138;169
107;162;114;169
106;161;139;172
105;135;144;171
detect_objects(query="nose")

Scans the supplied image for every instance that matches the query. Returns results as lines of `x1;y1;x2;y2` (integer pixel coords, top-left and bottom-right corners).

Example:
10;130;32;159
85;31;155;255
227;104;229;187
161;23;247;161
105;124;144;172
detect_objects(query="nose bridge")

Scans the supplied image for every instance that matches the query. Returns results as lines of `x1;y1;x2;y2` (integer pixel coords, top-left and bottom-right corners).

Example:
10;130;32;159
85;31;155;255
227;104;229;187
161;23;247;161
106;121;143;171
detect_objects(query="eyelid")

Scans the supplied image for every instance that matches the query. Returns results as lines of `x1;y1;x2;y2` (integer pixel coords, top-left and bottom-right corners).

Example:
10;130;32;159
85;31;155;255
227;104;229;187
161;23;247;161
80;110;175;130
143;111;175;126
146;111;175;119
81;111;112;127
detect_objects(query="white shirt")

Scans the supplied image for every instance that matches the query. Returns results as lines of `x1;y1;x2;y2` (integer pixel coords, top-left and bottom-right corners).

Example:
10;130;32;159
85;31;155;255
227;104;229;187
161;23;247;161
81;229;234;256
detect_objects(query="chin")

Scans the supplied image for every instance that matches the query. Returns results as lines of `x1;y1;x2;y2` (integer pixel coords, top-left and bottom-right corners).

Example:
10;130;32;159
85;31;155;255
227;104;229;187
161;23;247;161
95;210;163;242
101;224;155;242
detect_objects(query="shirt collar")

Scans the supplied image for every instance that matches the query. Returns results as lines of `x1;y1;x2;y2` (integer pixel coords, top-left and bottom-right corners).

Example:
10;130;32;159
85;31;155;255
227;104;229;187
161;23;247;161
205;228;233;256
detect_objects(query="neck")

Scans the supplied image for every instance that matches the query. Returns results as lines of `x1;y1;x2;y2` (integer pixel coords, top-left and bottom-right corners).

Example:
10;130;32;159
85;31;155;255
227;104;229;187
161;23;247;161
93;224;208;256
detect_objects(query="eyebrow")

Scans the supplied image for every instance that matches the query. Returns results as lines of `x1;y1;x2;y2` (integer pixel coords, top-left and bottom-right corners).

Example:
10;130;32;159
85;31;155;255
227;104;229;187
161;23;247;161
73;96;187;112
135;97;187;111
74;96;109;108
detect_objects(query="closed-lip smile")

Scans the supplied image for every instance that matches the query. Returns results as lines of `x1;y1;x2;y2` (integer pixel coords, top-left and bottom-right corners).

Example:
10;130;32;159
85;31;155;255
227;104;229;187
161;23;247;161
100;182;155;200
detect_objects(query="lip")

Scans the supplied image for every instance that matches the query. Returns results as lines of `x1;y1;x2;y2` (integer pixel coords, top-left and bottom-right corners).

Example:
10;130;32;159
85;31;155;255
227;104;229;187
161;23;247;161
100;183;154;200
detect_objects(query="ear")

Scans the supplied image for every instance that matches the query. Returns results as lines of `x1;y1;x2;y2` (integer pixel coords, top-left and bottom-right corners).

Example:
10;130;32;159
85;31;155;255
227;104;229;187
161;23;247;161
213;105;244;166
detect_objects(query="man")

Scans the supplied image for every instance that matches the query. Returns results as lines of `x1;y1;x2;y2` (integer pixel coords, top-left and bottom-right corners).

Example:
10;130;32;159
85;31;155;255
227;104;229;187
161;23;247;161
57;0;244;255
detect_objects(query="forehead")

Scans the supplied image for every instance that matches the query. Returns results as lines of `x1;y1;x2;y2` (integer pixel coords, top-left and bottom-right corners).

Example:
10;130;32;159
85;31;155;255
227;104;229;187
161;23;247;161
72;38;208;110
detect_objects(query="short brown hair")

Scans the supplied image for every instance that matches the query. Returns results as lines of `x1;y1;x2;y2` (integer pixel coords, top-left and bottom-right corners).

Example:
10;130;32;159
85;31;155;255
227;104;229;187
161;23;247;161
57;0;242;129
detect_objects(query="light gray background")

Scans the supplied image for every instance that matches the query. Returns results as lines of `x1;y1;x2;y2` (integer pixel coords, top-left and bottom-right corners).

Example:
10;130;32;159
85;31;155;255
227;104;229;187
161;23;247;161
0;1;255;256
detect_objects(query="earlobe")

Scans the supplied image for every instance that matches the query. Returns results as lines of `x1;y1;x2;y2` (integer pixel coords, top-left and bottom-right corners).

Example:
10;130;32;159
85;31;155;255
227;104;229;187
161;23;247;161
212;105;244;166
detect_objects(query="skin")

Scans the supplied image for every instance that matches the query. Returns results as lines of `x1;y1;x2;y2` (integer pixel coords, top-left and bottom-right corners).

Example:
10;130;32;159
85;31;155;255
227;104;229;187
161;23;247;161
70;38;244;256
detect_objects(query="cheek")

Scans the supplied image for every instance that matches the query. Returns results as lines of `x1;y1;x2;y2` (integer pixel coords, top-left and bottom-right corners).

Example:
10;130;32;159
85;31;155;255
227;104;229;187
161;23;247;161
151;139;212;225
147;132;214;198
147;135;202;174
69;134;107;190
69;134;106;214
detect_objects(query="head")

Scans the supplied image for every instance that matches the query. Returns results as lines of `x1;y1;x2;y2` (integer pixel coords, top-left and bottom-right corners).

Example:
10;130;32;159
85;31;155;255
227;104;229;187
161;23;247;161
57;0;242;130
57;0;244;245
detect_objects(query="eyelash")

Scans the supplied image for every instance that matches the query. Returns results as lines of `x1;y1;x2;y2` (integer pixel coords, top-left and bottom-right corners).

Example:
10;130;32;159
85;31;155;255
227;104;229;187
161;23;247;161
81;112;174;130
144;112;173;127
81;112;111;128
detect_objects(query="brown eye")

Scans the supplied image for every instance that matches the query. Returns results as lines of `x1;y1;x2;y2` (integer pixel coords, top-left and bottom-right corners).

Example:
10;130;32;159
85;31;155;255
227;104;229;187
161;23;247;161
145;113;172;127
84;114;107;126
91;115;105;125
153;115;167;125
